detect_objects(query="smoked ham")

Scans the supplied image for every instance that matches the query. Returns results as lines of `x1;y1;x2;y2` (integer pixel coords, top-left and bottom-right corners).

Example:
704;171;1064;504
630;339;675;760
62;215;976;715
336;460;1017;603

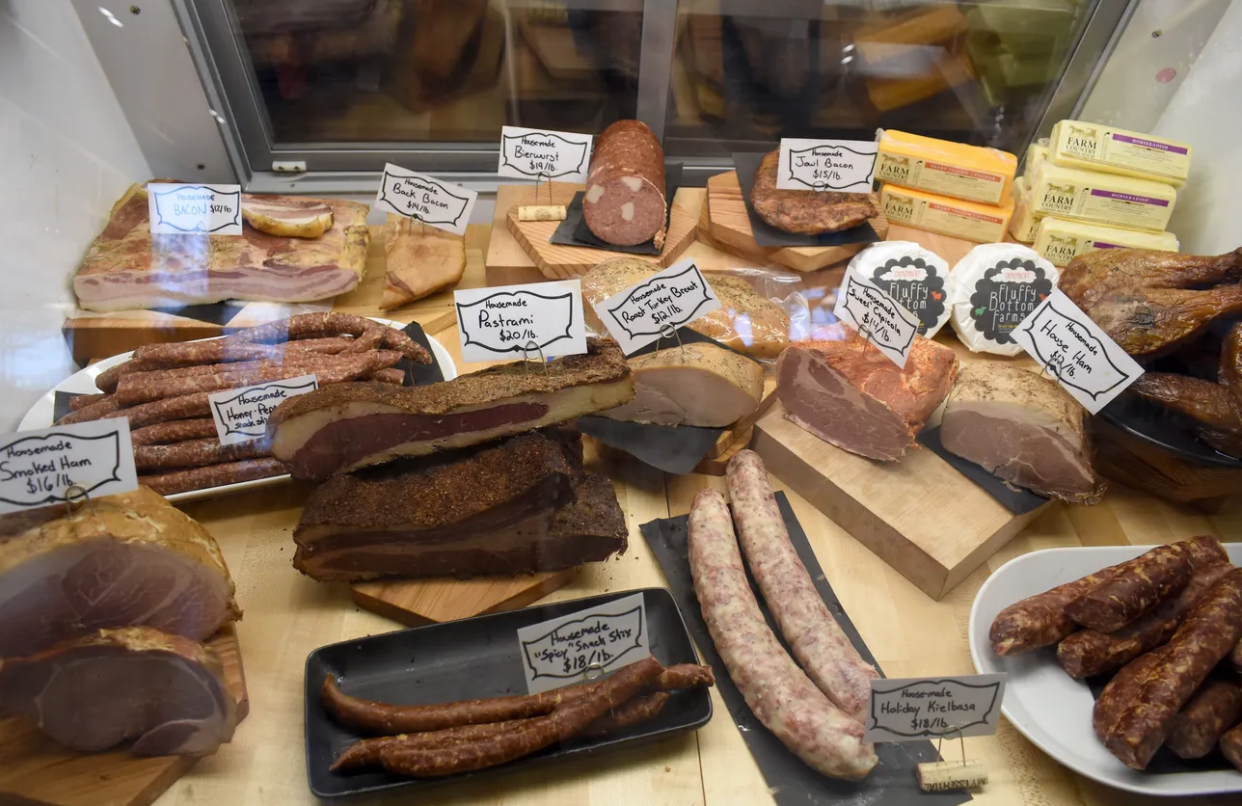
776;325;958;461
941;364;1105;503
0;487;240;657
240;195;334;238
381;214;466;309
601;343;765;427
0;626;236;756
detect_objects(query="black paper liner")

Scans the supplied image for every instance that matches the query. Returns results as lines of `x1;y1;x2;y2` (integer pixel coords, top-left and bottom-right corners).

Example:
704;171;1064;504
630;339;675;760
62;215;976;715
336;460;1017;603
53;391;85;423
551;163;685;255
918;427;1049;515
733;152;883;249
641;493;971;806
148;302;247;327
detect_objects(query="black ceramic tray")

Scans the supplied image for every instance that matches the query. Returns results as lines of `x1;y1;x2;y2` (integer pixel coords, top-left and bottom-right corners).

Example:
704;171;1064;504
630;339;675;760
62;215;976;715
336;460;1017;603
1097;392;1242;468
304;588;712;799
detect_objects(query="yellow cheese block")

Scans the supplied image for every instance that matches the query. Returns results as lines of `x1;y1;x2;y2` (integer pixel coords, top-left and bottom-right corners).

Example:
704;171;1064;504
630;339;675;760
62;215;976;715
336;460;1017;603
876;129;1018;205
1051;120;1191;187
1028;162;1177;233
1033;217;1180;267
1023;140;1049;180
1009;176;1040;243
880;184;1014;244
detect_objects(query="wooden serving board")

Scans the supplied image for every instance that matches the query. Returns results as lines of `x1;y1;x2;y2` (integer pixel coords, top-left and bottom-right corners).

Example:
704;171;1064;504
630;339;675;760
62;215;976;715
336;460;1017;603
701;171;890;273
503;183;700;280
0;625;248;806
350;570;576;627
751;402;1054;600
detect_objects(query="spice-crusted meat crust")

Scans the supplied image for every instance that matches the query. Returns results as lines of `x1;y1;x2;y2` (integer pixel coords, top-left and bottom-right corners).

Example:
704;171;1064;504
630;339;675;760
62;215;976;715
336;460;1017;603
750;150;878;235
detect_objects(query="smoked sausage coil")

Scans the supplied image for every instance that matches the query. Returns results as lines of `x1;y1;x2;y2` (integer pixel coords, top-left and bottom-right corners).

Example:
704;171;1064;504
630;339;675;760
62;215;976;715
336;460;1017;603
122;392;213;429
131;419;219;446
133;438;270;472
725;450;877;723
1104;568;1242;769
688;488;877;780
343;327;385;353
139;457;288;495
990;567;1118;656
1065;543;1193;632
132;341;299;368
368;368;407;385
55;394;122;425
582;120;668;248
230;313;430;364
1165;679;1242;759
1057;562;1234;679
1222;723;1242;772
378;657;663;777
68;393;107;412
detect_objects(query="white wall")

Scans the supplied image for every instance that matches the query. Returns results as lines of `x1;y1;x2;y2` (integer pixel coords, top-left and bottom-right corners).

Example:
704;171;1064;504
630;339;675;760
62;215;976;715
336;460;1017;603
0;0;151;429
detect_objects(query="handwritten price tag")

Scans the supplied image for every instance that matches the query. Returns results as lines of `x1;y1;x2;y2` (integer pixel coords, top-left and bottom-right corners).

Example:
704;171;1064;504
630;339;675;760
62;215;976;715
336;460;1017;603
148;183;242;235
776;138;879;192
591;259;722;355
864;674;1007;742
208;375;319;446
516;593;650;694
832;269;920;368
375;164;478;236
498;126;593;183
1009;290;1144;413
0;419;137;515
454;280;587;363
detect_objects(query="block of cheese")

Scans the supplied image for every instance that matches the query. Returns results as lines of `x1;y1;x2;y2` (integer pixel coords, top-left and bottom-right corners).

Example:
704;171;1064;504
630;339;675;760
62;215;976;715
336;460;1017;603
880;184;1014;244
1033;217;1180;267
1028;161;1177;233
1023;140;1049;180
1051;120;1191;187
847;241;953;338
1009;176;1039;243
949;243;1059;356
876;129;1018;205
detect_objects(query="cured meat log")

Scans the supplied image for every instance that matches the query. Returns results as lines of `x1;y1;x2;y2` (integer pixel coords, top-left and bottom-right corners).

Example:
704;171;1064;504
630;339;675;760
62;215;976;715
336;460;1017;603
582;121;668;248
0;487;239;657
941;364;1105;503
776;325;959;461
1065;543;1193;632
750;150;878;234
601;343;765;427
0;626;236;756
268;338;634;479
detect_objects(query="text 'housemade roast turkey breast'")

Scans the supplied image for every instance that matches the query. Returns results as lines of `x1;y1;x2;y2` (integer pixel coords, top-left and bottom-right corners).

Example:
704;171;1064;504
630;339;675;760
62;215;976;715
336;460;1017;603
601;343;765;427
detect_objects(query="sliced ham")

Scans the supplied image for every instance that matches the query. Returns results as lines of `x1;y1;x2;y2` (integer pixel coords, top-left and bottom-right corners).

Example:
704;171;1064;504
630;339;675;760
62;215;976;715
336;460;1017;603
776;325;959;461
601;343;765;427
0;626;236;756
940;363;1104;503
241;194;334;238
0;487;240;657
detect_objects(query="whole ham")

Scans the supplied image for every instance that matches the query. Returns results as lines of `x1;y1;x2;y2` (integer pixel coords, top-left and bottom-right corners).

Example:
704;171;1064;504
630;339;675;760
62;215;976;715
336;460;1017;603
0;626;236;756
0;486;240;657
776;325;959;461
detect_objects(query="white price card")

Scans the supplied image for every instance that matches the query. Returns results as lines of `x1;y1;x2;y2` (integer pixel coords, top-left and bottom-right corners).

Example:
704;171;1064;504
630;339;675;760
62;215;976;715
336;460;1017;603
776;138;879;193
1010;290;1144;414
374;164;478;236
148;183;242;235
591;259;722;355
498;126;593;183
454;280;587;364
209;374;320;446
516;593;650;695
0;419;138;515
864;674;1008;743
832;269;920;368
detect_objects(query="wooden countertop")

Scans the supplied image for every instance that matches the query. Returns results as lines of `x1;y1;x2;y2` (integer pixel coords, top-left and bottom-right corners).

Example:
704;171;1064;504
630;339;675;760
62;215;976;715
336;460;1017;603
155;223;1242;806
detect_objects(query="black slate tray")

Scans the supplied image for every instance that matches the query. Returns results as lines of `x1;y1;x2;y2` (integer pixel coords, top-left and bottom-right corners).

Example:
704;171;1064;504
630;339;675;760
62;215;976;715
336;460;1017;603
551;163;684;255
917;426;1050;515
304;588;712;800
641;493;971;806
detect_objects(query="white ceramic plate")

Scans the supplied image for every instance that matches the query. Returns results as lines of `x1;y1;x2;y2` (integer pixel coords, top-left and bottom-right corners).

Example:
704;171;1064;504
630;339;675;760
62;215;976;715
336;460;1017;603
968;544;1242;797
18;319;457;503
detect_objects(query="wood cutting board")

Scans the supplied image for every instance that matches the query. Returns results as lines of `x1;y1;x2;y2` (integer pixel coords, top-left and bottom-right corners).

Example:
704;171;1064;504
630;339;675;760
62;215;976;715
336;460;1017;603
0;625;248;806
351;570;576;627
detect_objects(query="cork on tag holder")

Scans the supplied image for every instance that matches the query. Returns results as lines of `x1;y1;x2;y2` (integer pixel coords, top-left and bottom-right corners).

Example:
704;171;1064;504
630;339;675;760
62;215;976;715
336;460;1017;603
517;172;567;222
915;727;988;793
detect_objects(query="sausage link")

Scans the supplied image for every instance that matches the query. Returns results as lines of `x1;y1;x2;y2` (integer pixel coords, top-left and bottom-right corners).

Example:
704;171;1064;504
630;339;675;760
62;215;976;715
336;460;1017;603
133;340;292;367
688;488;876;780
990;568;1118;656
139;457;288;495
1065;543;1193;632
230;313;430;364
131;419;219;446
1165;679;1242;759
1222;723;1242;772
55;395;122;425
68;393;107;411
725;449;876;723
122;392;213;429
343;327;385;353
377;657;663;777
1182;535;1229;568
1105;569;1242;769
1093;649;1168;742
133;438;270;472
368;368;406;385
1057;562;1235;679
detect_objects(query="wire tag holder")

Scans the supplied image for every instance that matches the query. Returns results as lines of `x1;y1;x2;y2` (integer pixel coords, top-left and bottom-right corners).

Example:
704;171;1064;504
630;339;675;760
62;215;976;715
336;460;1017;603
63;484;97;518
521;340;550;376
915;724;988;793
517;171;568;222
658;323;687;360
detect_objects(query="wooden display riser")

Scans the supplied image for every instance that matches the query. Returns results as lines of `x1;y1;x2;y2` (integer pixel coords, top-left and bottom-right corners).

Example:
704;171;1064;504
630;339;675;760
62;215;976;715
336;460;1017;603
351;570;576;627
1092;419;1242;512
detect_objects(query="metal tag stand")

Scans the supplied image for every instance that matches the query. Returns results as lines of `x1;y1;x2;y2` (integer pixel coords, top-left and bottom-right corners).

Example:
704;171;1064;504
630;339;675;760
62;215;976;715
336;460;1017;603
915;725;988;792
517;171;568;222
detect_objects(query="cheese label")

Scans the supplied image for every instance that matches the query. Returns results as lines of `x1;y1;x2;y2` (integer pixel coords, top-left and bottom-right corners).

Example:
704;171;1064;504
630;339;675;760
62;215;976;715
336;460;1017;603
498;126;593;182
832;270;920;369
148;183;242;235
965;258;1055;346
1010;290;1144;414
591;259;722;355
850;243;951;338
864;674;1007;743
1055;121;1191;183
876;154;1006;204
0;419;138;515
516;593;650;695
375;164;478;236
209;375;319;446
777;138;878;193
882;188;1009;243
454;280;587;363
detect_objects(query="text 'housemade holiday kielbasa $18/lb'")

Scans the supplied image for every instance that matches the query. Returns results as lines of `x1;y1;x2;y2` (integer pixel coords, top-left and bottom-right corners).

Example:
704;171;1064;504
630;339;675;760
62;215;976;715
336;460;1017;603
688;488;877;781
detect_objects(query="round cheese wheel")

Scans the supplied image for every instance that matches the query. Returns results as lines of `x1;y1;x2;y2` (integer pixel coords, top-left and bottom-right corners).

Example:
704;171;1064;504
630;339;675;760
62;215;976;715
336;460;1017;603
846;241;953;338
949;243;1059;355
